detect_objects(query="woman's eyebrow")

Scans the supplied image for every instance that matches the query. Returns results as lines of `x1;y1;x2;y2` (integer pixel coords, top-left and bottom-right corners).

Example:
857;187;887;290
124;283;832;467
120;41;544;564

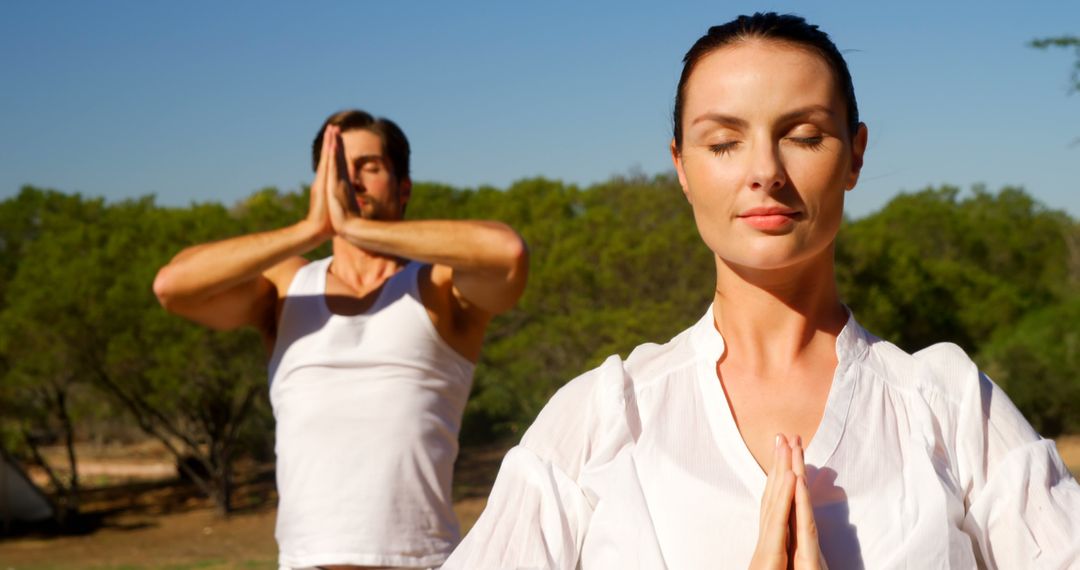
691;112;748;129
691;106;836;129
776;105;836;124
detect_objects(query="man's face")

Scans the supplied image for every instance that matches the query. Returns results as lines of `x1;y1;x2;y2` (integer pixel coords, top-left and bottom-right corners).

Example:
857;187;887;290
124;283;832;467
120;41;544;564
339;129;410;220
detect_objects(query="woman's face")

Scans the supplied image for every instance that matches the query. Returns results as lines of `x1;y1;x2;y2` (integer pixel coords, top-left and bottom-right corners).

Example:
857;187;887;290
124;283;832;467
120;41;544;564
672;39;868;273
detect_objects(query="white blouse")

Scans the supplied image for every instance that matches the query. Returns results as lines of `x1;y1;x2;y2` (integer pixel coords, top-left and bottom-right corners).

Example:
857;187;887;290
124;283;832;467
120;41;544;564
444;307;1080;569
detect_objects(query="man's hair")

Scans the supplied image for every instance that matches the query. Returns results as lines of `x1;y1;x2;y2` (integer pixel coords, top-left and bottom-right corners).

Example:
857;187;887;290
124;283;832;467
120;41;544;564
311;109;411;181
672;12;859;150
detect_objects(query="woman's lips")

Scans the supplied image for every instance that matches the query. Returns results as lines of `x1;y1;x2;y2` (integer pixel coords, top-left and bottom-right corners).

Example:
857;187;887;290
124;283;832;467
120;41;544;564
737;207;801;230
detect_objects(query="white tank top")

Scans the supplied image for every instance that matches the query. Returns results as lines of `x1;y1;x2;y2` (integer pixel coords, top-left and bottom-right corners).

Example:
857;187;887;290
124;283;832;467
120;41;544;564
268;257;475;569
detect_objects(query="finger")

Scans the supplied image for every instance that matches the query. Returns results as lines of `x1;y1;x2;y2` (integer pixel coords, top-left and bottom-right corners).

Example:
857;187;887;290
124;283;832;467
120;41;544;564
325;128;348;225
325;127;337;197
793;474;822;569
763;434;782;508
322;125;339;197
317;125;334;185
321;124;333;170
330;128;362;215
308;125;332;211
774;434;792;504
333;126;347;181
758;469;796;566
792;435;807;479
764;434;789;517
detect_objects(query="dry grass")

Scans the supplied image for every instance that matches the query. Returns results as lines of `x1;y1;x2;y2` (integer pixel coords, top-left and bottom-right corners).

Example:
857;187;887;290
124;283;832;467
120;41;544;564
1057;435;1080;477
0;441;504;570
2;437;1077;569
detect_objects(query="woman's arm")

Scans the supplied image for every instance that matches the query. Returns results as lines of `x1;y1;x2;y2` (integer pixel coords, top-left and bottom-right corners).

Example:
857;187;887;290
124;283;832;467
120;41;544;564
958;373;1080;568
444;356;634;568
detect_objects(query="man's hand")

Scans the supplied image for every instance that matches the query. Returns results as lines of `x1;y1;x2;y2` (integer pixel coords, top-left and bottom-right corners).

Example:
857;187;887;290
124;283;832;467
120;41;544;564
323;125;363;235
749;434;827;570
304;124;338;242
314;124;528;318
152;126;342;332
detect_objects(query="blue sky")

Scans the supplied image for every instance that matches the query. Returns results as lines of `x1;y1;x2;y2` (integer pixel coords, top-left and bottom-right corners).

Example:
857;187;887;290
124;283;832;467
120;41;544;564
2;1;1078;218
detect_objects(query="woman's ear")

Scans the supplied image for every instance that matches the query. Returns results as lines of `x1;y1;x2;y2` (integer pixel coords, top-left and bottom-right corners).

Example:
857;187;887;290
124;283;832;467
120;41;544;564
671;139;693;204
846;123;868;191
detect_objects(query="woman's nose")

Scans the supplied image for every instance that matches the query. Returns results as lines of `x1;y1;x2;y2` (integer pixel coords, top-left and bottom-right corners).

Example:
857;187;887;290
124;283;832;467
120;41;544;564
746;142;787;193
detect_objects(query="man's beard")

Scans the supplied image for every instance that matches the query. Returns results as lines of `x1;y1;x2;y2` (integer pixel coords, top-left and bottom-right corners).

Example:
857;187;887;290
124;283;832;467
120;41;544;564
357;195;400;221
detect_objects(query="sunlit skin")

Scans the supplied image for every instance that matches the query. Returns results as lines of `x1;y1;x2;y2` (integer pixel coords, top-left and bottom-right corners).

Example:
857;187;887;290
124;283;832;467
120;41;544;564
153;120;527;360
671;38;868;570
321;124;529;361
153;113;529;570
673;40;866;276
337;129;411;221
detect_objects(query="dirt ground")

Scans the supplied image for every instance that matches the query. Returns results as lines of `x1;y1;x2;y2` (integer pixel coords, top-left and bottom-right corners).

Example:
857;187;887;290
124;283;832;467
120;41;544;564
2;437;1078;570
0;442;505;570
1059;435;1080;475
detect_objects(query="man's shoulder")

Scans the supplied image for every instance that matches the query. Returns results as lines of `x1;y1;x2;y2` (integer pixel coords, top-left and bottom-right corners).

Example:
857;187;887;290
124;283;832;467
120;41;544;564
419;262;490;321
265;256;314;295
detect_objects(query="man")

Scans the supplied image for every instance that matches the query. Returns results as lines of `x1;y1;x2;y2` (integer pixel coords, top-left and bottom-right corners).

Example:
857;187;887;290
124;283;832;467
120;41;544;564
153;109;529;569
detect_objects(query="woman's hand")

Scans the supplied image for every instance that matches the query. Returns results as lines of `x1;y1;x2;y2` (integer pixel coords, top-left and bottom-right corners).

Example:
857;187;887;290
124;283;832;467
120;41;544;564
748;434;827;570
789;436;826;569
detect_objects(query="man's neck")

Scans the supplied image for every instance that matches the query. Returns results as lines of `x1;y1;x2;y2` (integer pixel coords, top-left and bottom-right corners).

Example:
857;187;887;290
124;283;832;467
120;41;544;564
329;237;405;294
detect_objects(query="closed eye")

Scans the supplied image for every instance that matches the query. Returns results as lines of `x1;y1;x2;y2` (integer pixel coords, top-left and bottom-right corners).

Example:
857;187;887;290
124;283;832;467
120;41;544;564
709;141;740;156
354;156;385;172
789;136;825;150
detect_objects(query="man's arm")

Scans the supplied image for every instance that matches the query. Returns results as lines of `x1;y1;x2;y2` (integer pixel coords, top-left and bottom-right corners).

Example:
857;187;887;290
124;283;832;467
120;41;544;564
334;218;528;315
152;222;326;331
323;125;528;316
153;146;336;332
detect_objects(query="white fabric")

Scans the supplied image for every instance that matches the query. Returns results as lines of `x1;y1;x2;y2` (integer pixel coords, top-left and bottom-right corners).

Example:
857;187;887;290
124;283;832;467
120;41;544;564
269;257;475;569
445;306;1080;569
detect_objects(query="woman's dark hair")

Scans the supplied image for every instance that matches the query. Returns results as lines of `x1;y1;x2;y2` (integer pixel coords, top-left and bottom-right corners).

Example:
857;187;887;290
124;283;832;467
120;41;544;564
672;12;859;150
312;109;411;180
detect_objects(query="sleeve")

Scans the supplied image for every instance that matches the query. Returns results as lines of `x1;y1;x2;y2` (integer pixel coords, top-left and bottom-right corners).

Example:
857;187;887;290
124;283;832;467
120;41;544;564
441;446;594;569
945;353;1080;569
442;356;631;570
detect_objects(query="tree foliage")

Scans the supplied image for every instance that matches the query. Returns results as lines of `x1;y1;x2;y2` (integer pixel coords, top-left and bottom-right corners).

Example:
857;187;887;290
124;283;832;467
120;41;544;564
0;188;282;515
1030;35;1080;93
0;176;1076;522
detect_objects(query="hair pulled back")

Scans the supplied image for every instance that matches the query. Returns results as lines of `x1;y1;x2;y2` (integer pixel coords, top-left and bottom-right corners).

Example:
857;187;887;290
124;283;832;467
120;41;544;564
672;12;859;150
312;109;411;180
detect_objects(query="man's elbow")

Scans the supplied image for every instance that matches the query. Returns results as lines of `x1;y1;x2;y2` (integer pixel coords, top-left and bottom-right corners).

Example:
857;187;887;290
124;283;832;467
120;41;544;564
493;234;529;313
504;232;529;278
499;231;529;288
152;266;183;312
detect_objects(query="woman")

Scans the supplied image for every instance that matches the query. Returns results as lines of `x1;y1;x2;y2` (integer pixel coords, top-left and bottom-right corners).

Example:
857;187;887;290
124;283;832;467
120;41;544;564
444;13;1080;569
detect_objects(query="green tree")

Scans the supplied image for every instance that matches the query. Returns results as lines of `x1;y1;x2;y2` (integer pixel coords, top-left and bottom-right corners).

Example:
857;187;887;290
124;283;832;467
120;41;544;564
408;174;713;436
0;192;273;515
836;185;1073;353
979;295;1080;436
1030;35;1080;92
0;187;110;523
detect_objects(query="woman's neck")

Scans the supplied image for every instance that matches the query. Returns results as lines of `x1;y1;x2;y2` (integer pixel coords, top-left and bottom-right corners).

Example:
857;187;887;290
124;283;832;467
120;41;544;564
711;248;847;381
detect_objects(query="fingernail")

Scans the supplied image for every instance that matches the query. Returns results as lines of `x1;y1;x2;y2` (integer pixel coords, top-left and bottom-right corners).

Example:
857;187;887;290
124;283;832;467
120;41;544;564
796;435;802;447
775;434;782;448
